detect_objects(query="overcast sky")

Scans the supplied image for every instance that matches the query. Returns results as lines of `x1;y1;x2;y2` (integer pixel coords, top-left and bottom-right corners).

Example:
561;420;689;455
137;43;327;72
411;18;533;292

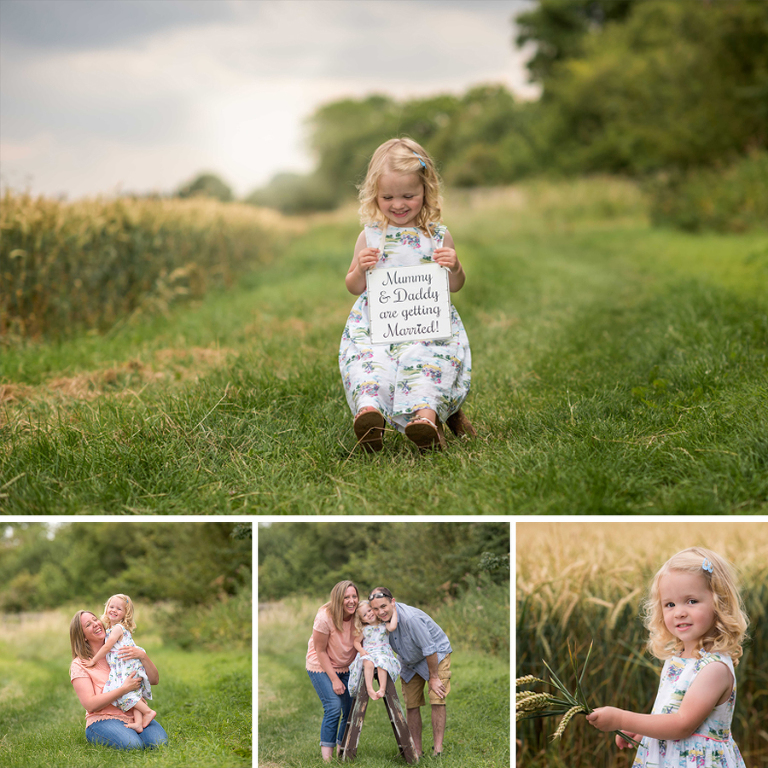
0;0;538;200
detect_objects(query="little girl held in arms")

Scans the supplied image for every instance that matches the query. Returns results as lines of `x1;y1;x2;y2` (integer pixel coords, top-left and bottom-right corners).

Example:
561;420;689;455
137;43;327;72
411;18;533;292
348;600;400;700
587;547;748;767
339;137;472;452
85;594;156;732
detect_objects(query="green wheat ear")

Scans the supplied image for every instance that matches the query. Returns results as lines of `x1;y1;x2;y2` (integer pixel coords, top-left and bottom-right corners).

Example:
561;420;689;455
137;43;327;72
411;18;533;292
516;639;641;748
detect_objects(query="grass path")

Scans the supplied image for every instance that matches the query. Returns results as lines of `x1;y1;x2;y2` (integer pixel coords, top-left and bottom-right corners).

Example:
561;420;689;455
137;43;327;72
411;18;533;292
2;180;766;513
259;598;509;767
0;611;251;767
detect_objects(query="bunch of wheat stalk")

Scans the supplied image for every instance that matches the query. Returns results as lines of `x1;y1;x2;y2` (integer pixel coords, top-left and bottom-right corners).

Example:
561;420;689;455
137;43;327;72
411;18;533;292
516;641;640;745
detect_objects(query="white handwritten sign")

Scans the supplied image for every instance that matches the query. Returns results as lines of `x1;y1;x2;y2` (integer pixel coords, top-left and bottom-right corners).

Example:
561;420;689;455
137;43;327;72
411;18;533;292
367;263;452;344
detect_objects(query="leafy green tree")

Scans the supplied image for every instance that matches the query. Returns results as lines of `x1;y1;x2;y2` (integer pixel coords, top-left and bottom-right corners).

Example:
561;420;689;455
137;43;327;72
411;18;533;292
245;172;337;213
258;522;509;607
0;523;250;612
515;0;639;86
177;172;234;202
517;0;768;174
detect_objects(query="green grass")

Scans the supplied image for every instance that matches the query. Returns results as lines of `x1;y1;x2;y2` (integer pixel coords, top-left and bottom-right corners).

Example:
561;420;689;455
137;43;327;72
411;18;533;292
1;179;766;513
0;609;251;767
258;596;509;767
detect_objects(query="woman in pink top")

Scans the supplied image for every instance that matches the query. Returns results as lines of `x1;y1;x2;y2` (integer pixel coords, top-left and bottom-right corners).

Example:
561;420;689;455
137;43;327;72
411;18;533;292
69;610;168;750
306;580;359;762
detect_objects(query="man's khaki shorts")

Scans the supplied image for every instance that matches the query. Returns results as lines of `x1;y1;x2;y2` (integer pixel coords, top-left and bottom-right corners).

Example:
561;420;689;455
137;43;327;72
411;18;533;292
401;654;451;708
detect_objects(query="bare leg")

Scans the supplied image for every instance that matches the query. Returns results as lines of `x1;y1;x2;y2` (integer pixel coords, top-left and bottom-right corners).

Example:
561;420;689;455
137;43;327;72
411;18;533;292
321;745;333;762
431;704;446;754
124;706;143;733
363;659;377;699
407;707;423;756
132;697;156;728
374;670;388;700
414;408;437;424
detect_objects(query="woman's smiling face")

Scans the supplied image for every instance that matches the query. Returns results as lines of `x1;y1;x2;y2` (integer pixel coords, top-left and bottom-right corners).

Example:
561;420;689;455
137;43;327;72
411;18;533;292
80;612;105;645
343;586;359;616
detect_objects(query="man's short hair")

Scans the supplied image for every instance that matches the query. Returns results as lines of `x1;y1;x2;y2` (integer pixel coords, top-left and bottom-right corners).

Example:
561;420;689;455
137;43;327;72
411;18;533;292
368;587;393;601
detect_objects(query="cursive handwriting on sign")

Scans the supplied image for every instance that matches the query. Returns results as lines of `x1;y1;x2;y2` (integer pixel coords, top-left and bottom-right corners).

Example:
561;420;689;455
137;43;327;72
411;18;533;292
367;264;452;344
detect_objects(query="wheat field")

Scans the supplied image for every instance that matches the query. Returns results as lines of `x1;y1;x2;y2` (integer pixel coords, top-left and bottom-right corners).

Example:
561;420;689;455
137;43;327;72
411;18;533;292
516;522;768;768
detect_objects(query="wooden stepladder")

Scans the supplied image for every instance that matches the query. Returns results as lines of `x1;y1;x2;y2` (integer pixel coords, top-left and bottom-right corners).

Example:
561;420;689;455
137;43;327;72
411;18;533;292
341;678;419;764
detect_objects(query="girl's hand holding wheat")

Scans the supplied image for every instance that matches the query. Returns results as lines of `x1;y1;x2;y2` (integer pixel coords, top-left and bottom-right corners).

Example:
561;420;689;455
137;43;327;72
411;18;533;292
615;731;641;749
586;707;624;732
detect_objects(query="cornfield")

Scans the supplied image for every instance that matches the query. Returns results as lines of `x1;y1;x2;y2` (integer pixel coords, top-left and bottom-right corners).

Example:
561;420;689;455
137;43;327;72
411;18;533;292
0;190;289;340
516;522;768;768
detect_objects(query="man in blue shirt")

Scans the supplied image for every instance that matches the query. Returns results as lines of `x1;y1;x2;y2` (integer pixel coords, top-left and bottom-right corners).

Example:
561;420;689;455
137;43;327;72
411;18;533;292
368;586;452;758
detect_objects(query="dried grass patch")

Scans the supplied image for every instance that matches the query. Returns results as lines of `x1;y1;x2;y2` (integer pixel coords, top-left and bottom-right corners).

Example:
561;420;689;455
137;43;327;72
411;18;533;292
0;346;239;429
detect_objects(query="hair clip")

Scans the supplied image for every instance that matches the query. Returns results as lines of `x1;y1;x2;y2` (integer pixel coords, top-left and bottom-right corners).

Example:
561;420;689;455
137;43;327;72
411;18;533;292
702;559;714;573
412;151;427;169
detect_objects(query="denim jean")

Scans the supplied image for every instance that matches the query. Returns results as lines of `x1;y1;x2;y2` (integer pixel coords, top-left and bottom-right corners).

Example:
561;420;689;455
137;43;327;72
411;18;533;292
308;670;352;748
85;718;168;750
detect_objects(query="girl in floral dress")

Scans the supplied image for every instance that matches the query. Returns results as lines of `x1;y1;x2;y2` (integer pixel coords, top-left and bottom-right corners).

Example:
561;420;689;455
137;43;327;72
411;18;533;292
340;137;472;452
348;600;400;700
84;594;155;733
587;547;748;767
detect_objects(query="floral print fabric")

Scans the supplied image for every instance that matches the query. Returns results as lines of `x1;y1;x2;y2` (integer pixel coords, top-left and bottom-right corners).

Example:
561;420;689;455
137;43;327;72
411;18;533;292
632;653;746;768
348;623;401;697
339;223;472;432
102;624;152;712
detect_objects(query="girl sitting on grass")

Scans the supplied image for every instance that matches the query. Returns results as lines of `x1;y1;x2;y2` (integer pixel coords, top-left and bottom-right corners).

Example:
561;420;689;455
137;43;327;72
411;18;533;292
84;593;156;733
339;136;473;453
587;547;748;767
348;600;400;700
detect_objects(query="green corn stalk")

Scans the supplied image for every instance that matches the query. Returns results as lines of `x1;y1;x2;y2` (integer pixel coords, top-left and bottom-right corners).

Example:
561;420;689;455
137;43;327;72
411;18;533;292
516;640;641;748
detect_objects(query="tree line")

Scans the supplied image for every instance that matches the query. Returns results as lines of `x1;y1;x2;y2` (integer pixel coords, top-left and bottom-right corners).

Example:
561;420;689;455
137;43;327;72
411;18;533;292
186;0;767;229
257;522;510;607
0;522;251;613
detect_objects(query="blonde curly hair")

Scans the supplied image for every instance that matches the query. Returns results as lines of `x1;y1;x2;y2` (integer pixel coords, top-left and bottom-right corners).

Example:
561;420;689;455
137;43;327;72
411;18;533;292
353;600;372;637
358;137;443;235
101;593;137;633
643;547;748;664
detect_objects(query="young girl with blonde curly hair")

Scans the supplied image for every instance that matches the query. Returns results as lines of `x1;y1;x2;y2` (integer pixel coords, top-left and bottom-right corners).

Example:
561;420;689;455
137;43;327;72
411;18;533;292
587;547;749;767
347;600;400;700
84;594;156;732
339;137;473;452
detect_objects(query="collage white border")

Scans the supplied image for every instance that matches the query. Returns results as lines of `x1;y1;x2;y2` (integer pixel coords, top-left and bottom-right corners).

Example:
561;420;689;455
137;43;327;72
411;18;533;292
6;512;765;768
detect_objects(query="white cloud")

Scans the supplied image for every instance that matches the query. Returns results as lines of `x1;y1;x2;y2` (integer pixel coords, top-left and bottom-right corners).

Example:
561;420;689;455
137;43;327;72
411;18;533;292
0;0;539;199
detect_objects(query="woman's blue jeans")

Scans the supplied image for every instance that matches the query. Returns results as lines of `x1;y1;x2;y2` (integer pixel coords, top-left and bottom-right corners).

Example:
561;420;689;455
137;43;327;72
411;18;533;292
85;718;168;750
308;670;352;748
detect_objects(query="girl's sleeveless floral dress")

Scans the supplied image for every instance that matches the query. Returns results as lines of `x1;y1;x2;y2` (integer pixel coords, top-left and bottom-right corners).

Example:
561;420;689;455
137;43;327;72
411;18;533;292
632;652;746;768
339;223;471;432
102;624;153;711
348;623;401;696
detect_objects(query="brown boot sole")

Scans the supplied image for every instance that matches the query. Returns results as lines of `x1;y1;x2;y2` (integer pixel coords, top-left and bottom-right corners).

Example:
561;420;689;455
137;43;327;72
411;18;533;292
405;418;447;452
353;410;385;452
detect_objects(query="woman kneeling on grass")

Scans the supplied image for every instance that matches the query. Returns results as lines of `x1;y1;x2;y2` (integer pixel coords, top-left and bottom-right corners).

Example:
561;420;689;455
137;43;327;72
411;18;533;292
69;610;168;751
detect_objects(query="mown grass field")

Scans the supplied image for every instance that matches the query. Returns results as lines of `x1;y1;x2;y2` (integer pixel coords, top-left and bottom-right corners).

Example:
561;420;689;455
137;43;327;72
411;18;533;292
258;595;509;767
0;606;251;768
516;522;768;768
1;178;766;513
